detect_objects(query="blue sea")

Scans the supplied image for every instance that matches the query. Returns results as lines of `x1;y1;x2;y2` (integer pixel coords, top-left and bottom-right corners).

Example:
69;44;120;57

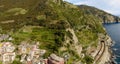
104;23;120;64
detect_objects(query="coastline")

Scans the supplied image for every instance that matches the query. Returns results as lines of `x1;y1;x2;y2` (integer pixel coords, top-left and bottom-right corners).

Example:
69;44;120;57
96;35;115;64
102;25;116;64
103;22;120;64
106;36;116;64
108;47;116;64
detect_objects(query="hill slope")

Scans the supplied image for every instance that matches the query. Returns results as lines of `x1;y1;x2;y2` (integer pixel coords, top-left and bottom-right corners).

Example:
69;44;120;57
78;5;120;23
0;0;110;64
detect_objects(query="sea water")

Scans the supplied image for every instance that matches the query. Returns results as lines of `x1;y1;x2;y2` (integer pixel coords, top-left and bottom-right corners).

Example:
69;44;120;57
104;23;120;64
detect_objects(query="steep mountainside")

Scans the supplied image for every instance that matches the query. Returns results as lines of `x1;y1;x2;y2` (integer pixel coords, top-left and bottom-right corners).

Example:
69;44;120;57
0;0;111;64
78;5;120;23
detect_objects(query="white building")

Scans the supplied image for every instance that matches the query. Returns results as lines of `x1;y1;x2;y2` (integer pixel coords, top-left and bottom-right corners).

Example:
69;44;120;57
0;42;16;64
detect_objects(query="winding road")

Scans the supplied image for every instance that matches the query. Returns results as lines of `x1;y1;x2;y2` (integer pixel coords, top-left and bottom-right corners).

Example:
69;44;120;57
94;41;106;64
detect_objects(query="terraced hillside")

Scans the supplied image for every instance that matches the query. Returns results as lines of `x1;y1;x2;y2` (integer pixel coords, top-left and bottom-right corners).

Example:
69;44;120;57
0;0;111;64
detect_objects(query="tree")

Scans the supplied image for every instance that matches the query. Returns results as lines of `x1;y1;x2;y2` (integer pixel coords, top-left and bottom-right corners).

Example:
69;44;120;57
82;55;93;64
12;60;22;64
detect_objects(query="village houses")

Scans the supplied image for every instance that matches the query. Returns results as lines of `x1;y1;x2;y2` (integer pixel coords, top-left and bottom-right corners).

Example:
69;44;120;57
0;42;16;64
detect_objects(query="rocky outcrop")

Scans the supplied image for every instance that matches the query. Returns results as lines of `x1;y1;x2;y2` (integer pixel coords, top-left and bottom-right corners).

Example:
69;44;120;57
48;54;64;64
66;28;82;56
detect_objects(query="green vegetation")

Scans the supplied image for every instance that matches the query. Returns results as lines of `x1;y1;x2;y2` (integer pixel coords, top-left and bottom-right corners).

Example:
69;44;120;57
82;55;93;64
0;0;109;63
78;5;120;23
12;27;66;54
0;61;2;64
12;60;21;64
6;8;27;15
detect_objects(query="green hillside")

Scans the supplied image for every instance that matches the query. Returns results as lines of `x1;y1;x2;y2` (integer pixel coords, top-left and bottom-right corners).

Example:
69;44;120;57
0;0;106;64
78;5;120;23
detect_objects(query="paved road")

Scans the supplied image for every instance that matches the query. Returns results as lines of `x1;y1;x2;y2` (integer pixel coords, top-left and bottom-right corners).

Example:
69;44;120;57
94;41;106;63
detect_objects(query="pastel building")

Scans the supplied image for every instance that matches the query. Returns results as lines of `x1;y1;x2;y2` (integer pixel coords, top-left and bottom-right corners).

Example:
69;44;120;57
0;42;16;64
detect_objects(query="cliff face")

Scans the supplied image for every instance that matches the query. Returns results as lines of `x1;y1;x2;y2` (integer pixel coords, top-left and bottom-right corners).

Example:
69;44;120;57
78;5;120;23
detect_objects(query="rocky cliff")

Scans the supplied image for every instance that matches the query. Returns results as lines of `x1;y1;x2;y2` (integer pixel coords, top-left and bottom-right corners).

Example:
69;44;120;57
78;5;120;23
